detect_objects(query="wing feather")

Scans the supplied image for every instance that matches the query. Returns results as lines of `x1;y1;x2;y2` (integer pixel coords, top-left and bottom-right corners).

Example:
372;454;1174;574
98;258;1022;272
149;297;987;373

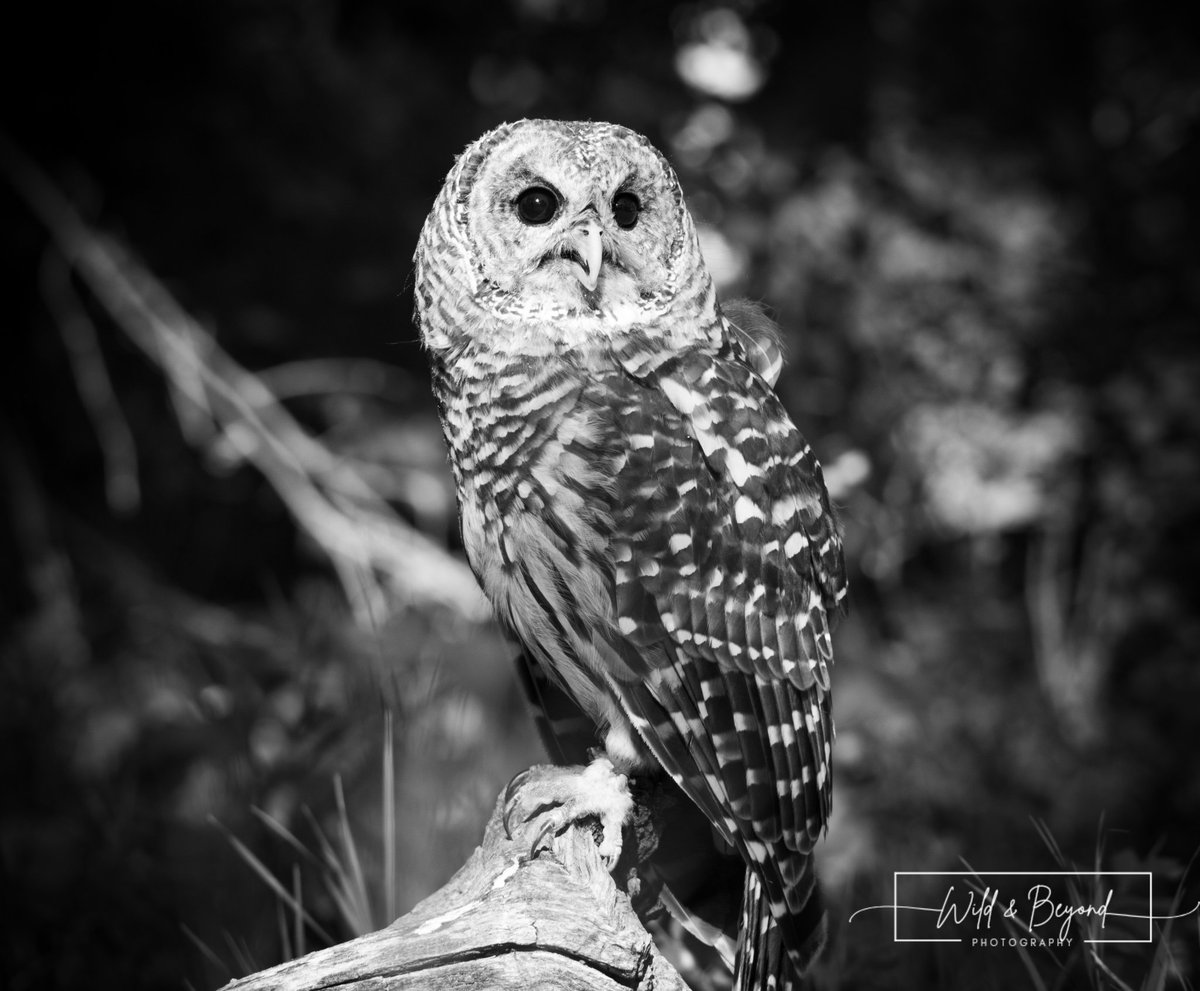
599;333;845;963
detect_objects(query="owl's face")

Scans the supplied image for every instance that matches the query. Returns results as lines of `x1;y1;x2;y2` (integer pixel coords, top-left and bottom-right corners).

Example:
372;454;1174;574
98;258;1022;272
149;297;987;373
416;120;717;354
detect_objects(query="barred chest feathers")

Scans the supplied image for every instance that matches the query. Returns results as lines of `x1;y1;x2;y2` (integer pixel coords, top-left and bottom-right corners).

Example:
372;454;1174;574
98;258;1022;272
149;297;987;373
435;346;654;771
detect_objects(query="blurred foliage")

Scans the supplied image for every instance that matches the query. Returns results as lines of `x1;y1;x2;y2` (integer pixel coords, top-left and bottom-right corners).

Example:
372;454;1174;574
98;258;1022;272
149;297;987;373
2;0;1199;988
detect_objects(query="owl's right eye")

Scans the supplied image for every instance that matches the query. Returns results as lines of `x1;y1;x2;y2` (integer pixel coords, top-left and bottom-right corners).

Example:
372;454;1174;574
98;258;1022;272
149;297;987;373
515;187;559;225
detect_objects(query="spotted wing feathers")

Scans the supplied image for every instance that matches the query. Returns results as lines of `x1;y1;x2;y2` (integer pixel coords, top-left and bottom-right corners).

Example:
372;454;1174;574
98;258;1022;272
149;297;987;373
598;336;844;975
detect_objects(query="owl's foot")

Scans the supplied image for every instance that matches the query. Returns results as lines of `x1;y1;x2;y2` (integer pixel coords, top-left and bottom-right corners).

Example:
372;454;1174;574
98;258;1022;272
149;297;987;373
502;757;634;869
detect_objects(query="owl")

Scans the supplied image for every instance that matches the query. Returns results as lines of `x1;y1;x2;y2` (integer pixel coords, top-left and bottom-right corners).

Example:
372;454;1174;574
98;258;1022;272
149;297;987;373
414;119;845;989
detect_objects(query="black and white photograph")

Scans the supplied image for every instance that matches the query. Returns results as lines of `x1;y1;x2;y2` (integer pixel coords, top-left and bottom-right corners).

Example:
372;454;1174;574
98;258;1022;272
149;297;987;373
2;2;1198;988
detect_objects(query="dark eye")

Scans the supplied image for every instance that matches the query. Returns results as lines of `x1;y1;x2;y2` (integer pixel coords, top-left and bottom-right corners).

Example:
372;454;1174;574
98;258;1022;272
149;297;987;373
516;186;558;225
612;192;641;229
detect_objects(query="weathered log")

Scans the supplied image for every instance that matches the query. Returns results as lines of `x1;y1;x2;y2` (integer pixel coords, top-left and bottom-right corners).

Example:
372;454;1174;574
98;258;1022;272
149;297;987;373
220;765;688;990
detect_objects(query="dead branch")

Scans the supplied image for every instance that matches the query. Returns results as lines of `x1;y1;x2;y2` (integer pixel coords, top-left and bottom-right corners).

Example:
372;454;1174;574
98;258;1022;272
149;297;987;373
218;765;687;991
0;135;488;626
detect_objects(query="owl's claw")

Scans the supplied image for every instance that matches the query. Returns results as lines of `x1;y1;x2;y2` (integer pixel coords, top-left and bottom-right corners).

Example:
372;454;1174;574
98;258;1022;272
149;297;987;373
527;818;559;863
502;768;536;838
503;758;634;869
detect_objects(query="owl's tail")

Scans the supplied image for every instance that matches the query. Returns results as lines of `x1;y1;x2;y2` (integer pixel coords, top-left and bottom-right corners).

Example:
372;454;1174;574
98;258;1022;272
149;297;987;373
734;867;827;991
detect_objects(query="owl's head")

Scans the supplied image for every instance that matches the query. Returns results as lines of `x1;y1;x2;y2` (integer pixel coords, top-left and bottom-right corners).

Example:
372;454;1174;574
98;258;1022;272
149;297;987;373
415;119;718;355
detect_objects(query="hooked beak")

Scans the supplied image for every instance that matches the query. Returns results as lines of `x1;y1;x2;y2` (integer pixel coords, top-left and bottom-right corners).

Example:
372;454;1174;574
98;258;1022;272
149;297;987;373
564;216;604;292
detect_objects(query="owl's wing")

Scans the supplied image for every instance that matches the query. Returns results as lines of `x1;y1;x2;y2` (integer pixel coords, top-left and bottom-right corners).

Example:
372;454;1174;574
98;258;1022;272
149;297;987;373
598;334;844;967
722;299;784;387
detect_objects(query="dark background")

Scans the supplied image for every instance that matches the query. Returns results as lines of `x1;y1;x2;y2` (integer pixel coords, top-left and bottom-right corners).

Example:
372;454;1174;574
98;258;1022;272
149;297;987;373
2;1;1199;988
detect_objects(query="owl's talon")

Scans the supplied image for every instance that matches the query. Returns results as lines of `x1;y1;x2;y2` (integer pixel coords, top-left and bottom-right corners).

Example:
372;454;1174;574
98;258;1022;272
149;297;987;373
528;818;558;861
520;799;566;824
505;768;533;806
502;768;536;838
503;758;633;870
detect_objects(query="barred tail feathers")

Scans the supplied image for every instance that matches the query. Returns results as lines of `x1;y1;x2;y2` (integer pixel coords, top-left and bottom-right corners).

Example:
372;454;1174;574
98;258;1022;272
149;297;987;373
734;867;826;991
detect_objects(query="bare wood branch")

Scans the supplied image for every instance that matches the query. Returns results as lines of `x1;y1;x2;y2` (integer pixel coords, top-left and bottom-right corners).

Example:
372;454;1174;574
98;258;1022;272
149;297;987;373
219;765;687;991
0;135;488;625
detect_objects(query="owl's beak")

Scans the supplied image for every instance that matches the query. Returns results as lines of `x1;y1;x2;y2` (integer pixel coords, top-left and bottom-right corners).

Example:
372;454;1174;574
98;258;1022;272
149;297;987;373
564;217;604;292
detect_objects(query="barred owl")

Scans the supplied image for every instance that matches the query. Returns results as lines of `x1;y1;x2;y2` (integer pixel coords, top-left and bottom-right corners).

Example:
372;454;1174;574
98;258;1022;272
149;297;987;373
414;119;845;989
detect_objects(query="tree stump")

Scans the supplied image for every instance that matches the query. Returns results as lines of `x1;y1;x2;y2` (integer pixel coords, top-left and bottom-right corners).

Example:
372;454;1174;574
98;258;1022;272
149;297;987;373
219;765;688;990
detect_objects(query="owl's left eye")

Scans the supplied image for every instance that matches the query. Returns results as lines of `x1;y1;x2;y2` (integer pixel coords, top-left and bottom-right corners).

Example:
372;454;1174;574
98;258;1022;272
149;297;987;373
612;192;641;229
516;187;559;225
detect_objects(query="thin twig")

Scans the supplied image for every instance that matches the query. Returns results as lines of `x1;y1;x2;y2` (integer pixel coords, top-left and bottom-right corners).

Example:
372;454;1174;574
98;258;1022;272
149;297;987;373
40;250;141;513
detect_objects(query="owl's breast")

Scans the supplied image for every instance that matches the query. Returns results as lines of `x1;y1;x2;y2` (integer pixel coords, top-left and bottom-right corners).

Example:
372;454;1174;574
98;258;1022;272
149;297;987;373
437;351;635;727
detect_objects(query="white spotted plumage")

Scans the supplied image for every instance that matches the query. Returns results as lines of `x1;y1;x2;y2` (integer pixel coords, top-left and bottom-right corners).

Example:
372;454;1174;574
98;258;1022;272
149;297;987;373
415;119;846;989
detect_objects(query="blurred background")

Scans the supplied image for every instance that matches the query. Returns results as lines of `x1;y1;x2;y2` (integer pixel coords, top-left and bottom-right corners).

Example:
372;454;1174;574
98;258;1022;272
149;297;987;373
2;1;1198;988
